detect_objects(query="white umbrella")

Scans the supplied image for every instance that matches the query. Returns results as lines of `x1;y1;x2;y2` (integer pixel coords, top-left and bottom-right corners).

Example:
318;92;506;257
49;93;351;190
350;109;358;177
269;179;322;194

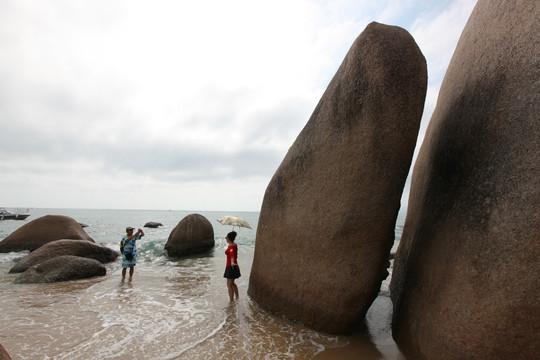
217;215;252;230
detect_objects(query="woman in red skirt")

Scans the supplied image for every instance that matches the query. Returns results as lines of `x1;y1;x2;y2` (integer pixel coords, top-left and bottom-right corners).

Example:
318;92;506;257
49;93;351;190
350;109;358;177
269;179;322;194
224;231;240;301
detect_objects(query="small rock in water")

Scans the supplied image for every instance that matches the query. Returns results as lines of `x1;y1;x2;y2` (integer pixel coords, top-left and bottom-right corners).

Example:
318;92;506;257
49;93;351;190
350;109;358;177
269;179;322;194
144;222;163;228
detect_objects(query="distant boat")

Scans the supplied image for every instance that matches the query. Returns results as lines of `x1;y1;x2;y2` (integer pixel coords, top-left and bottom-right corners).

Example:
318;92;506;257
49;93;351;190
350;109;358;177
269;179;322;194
0;208;30;220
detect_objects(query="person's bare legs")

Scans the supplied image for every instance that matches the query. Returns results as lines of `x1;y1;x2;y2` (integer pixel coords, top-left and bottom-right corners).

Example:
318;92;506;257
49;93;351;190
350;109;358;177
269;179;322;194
233;281;239;300
227;279;239;301
129;266;134;282
122;268;127;281
227;279;234;301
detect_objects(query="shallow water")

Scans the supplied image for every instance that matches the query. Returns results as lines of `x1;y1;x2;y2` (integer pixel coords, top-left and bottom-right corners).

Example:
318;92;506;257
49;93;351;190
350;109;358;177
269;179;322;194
0;208;405;359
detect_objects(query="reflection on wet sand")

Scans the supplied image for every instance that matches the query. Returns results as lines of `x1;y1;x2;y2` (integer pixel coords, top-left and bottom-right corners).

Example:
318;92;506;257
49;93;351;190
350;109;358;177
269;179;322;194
314;330;383;360
315;294;406;360
174;297;348;359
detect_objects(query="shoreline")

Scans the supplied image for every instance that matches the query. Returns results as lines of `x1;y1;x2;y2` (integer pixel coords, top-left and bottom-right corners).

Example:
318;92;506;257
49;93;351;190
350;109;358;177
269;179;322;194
0;209;405;359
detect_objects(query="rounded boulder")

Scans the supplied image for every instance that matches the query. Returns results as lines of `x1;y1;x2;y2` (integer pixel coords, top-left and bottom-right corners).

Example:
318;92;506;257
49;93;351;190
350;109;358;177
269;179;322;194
9;239;119;273
14;255;106;284
165;214;214;257
0;215;94;253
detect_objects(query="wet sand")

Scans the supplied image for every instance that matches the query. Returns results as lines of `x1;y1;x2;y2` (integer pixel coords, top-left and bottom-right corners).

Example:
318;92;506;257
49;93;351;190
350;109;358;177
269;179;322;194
315;294;405;360
0;267;404;359
316;330;405;360
0;256;404;359
315;333;392;360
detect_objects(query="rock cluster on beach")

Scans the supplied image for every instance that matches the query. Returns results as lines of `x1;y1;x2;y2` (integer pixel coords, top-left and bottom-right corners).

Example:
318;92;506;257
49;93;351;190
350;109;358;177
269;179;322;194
9;239;119;274
1;215;118;284
0;215;94;253
390;1;540;359
165;214;215;257
249;22;427;334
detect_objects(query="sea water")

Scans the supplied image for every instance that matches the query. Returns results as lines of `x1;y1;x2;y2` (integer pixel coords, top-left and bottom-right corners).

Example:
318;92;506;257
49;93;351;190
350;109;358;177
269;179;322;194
0;208;405;359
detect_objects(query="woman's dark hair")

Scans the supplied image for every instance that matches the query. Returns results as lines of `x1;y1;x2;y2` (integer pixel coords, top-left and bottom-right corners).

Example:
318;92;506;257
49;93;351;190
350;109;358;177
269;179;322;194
227;231;237;242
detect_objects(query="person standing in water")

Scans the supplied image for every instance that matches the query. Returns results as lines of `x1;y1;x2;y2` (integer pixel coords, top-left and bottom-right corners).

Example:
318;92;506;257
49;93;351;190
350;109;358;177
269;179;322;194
224;231;240;301
121;227;144;282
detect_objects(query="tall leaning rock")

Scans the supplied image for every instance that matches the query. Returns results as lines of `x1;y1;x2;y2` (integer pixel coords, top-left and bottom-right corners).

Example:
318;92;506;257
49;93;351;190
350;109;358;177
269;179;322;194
390;1;540;359
248;22;427;334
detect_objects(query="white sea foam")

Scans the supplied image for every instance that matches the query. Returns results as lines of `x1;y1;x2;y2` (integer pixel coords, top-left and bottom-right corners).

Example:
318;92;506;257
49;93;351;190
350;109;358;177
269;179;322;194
0;250;29;264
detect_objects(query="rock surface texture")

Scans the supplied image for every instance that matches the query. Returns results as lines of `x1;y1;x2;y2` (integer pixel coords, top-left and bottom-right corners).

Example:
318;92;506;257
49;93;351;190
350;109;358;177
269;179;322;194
248;22;427;334
9;239;119;273
390;1;540;359
0;215;94;253
0;344;11;360
165;214;215;257
14;255;106;284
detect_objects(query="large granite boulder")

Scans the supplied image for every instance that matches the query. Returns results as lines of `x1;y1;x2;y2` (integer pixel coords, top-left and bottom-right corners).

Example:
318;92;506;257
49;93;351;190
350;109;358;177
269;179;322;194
0;215;94;253
390;1;540;359
165;214;215;257
14;255;106;284
9;239;119;273
248;22;427;334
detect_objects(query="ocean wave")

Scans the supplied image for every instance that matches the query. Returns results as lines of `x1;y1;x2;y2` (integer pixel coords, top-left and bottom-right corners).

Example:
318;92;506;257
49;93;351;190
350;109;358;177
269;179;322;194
0;250;29;264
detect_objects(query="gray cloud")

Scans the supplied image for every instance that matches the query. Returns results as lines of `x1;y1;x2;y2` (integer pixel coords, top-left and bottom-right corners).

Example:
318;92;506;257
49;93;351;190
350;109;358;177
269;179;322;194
0;0;477;210
0;117;285;183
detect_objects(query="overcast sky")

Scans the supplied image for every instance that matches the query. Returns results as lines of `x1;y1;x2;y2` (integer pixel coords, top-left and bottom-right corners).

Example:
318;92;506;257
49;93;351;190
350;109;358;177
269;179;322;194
0;0;477;211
